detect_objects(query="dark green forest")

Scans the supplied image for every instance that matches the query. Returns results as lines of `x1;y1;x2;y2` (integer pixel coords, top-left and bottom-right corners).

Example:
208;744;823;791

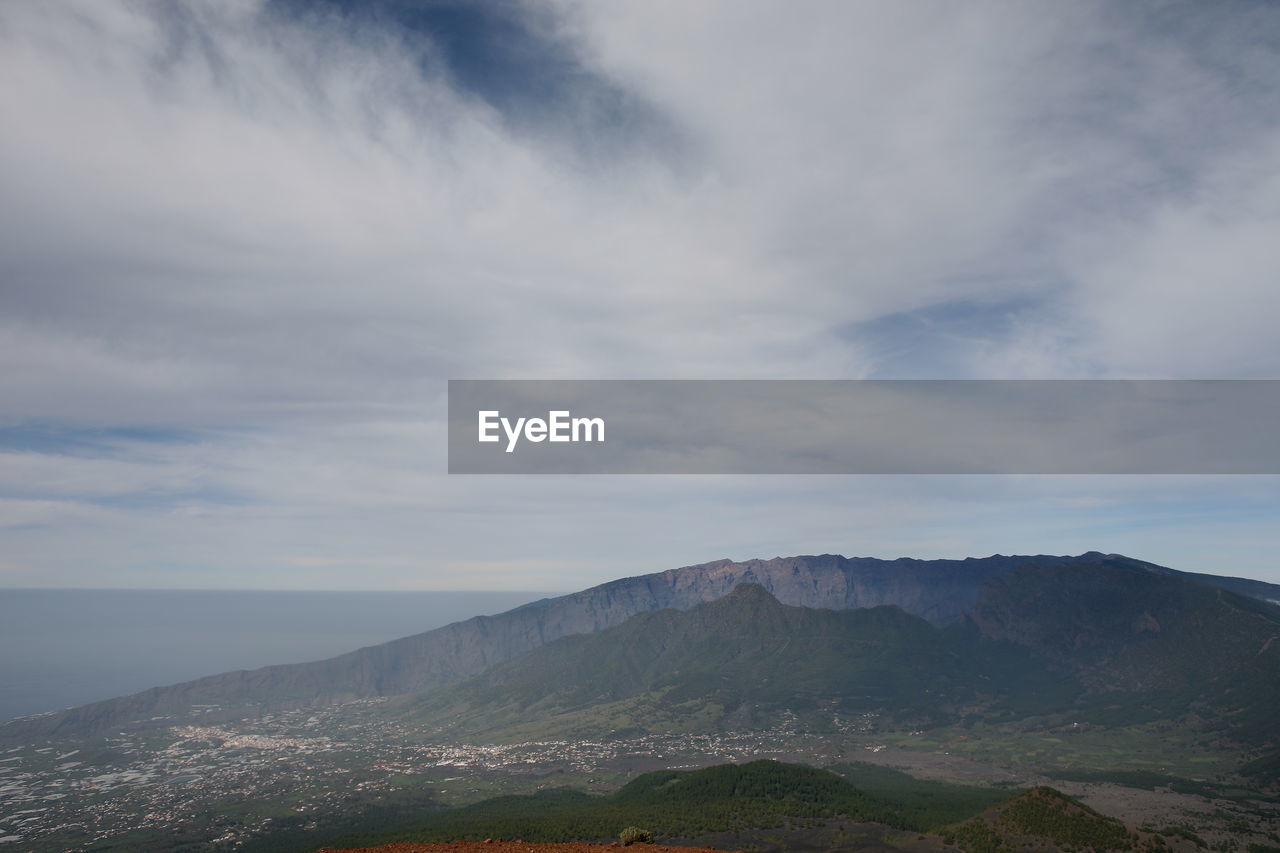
236;759;1020;852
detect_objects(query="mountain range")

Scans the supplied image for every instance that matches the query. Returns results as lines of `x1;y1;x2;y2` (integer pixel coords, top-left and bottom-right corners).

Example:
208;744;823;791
396;565;1280;747
3;551;1278;750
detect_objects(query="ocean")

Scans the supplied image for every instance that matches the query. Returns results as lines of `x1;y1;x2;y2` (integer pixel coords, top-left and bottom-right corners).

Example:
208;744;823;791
0;588;555;723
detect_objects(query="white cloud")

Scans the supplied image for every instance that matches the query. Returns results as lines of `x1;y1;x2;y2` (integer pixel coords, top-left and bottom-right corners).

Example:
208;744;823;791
1060;131;1280;378
2;0;1279;588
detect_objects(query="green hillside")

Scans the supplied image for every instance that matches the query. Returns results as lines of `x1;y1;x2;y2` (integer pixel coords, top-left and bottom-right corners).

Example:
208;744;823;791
399;583;1078;740
943;786;1149;853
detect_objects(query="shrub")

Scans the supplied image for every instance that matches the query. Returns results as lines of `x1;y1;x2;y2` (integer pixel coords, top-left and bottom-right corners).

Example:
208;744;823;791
620;826;653;845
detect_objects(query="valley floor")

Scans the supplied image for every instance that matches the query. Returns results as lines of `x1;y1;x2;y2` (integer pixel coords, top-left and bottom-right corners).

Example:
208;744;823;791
1;699;1276;851
827;745;1278;846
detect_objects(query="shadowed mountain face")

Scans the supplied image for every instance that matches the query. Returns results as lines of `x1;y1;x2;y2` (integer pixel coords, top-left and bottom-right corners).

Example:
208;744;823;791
967;562;1280;744
969;562;1278;666
3;552;1277;744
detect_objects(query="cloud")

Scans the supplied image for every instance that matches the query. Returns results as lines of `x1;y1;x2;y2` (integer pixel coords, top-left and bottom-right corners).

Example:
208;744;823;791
1;1;1279;588
1059;131;1280;378
7;1;1280;415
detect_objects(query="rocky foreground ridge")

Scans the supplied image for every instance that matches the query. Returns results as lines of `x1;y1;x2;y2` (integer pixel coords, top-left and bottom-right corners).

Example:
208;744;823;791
319;844;738;853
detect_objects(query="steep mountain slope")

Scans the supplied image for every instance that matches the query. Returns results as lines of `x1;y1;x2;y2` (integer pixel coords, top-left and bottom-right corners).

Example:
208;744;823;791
3;552;1277;744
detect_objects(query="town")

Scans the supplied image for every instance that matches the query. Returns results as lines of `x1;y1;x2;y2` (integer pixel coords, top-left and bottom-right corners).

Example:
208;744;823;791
0;701;879;851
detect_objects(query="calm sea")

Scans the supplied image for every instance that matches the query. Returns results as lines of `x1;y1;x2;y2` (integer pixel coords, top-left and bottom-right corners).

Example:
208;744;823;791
0;589;556;723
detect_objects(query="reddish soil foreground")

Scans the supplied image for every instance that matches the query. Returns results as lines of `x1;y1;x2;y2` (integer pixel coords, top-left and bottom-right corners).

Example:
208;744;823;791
321;844;737;853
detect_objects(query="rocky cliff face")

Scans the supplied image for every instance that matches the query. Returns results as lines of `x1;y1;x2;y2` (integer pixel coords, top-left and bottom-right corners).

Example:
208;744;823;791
3;551;1277;743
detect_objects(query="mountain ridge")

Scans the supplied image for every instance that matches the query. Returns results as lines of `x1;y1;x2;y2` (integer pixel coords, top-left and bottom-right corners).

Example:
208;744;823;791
394;571;1280;744
4;551;1278;743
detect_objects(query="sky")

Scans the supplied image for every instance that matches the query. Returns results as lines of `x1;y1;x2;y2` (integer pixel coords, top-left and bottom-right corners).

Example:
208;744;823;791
0;0;1278;591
